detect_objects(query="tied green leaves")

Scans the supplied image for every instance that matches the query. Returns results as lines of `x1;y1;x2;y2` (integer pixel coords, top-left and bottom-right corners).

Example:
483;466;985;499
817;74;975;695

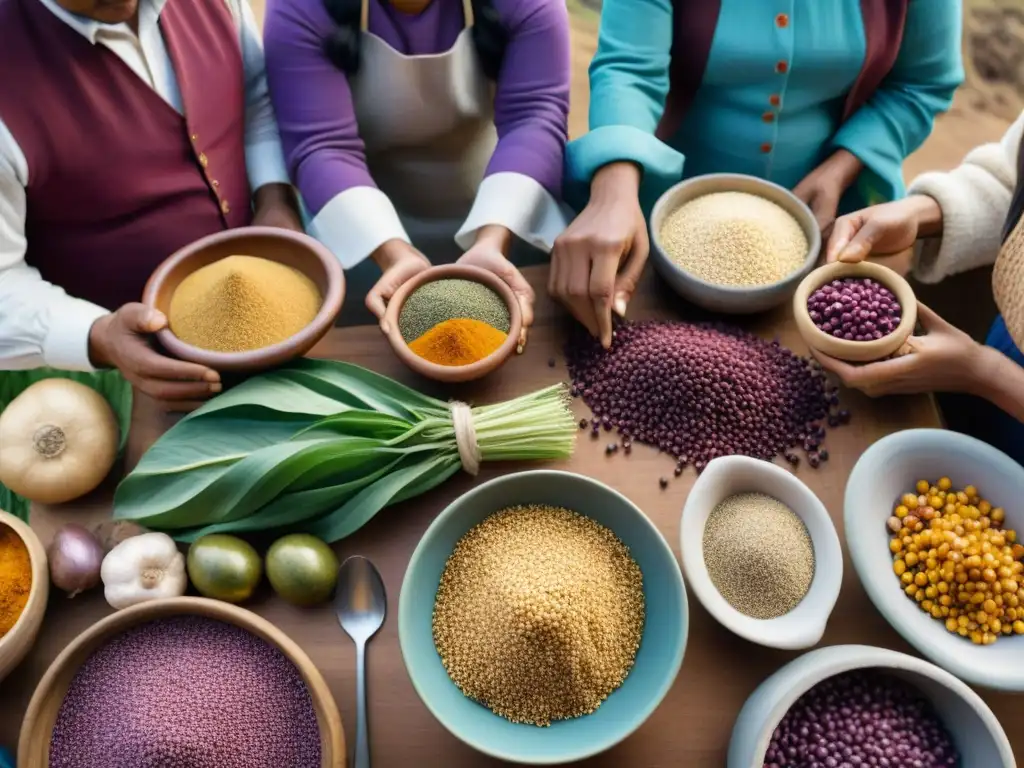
0;369;132;521
113;359;576;542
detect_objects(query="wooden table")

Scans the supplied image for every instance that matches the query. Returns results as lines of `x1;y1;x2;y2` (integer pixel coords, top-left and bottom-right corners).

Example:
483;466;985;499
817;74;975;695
3;267;1020;766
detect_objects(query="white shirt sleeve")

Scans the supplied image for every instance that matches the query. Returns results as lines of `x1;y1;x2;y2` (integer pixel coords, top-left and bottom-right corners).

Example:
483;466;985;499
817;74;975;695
455;172;569;253
907;110;1024;284
0;120;109;372
232;0;291;192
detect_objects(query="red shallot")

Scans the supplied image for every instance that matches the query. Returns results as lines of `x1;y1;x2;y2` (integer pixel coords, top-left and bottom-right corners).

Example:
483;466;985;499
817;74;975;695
48;524;104;597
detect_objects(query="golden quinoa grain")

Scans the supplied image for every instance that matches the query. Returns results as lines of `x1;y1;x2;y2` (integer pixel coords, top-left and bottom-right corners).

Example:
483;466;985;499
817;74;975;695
432;505;645;726
659;192;808;287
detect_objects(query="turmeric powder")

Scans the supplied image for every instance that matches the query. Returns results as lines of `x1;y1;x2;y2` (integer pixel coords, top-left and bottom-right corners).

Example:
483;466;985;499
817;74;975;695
408;318;507;366
0;524;32;638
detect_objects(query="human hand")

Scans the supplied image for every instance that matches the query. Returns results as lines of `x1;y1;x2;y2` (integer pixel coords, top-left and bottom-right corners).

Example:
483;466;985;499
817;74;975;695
811;304;986;398
458;229;535;349
550;162;648;348
826;195;943;265
793;150;864;236
252;184;304;233
88;304;221;407
367;239;431;330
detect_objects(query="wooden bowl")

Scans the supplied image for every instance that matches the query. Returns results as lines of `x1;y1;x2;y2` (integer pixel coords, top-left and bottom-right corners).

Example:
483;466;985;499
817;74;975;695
19;597;345;767
793;261;917;363
382;264;523;384
143;227;345;373
0;510;49;684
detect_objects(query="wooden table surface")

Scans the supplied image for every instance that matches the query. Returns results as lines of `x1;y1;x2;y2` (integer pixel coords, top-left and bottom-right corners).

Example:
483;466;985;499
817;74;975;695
3;267;1021;767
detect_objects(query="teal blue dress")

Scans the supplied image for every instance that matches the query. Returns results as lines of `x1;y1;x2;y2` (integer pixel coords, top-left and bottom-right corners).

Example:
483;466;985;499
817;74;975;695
565;0;963;214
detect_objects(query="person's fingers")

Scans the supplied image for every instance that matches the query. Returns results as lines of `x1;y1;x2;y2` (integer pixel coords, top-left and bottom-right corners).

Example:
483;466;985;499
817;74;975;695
129;342;219;383
913;302;946;332
365;276;389;320
589;250;619;349
137;378;220;402
160;400;211;414
809;348;859;380
548;238;567;298
118;303;167;334
826;216;859;263
836;219;881;263
488;255;536;329
613;228;650;317
565;243;600;337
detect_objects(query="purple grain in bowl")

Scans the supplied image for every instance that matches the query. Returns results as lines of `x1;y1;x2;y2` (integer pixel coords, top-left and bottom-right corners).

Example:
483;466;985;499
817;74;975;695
48;615;321;768
764;670;959;768
807;277;902;342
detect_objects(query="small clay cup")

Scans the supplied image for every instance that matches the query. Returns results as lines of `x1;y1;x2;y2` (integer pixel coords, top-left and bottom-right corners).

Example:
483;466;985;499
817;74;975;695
0;509;49;683
382;264;523;384
793;261;917;363
143;227;345;373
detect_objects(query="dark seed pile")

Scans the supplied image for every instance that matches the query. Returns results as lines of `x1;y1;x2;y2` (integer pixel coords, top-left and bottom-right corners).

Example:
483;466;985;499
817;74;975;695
566;321;847;471
807;277;902;341
399;279;510;342
764;670;959;768
49;616;321;768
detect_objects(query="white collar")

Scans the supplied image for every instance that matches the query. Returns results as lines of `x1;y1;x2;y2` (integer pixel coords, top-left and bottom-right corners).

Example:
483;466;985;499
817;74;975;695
37;0;168;43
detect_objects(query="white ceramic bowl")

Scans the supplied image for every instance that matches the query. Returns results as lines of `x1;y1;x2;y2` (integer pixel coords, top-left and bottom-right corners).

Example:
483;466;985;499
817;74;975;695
728;644;1015;768
649;173;821;315
845;428;1024;691
679;456;842;650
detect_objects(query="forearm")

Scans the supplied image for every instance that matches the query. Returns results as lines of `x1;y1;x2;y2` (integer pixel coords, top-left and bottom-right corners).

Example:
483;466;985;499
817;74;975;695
252;183;298;214
973;347;1024;425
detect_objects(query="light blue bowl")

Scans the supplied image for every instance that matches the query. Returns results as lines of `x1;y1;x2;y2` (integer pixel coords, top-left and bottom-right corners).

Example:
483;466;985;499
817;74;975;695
398;470;688;764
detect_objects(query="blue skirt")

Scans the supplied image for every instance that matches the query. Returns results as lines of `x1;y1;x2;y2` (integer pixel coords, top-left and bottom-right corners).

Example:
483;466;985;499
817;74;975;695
980;315;1024;465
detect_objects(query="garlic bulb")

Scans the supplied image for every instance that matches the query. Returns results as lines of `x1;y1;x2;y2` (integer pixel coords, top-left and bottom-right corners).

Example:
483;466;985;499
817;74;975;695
101;532;187;610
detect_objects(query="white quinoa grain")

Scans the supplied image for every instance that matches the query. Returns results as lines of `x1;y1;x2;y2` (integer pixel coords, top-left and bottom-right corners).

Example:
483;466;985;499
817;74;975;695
432;505;645;726
659;192;809;287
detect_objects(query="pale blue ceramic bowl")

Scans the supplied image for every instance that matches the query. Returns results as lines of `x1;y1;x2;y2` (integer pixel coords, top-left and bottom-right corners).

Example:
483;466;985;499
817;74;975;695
398;470;688;764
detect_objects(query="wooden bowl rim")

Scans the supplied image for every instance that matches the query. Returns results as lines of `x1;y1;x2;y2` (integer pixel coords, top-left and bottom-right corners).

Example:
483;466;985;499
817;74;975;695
792;261;918;362
142;227;346;370
381;264;523;383
18;596;345;768
649;173;823;295
0;510;49;653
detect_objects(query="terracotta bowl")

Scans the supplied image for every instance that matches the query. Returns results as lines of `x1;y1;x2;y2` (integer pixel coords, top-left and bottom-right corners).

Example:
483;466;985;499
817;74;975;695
382;264;523;384
0;510;48;683
143;227;345;373
19;597;345;767
793;261;917;363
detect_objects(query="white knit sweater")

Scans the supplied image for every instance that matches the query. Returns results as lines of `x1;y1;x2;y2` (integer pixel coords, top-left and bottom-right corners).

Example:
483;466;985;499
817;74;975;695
908;111;1024;283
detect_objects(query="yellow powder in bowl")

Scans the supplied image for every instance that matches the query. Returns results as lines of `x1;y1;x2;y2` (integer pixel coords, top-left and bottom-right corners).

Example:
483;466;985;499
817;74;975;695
169;255;322;353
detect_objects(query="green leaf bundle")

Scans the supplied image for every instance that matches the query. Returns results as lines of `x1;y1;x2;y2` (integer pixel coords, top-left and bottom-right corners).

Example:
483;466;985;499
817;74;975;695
0;369;132;521
113;359;576;542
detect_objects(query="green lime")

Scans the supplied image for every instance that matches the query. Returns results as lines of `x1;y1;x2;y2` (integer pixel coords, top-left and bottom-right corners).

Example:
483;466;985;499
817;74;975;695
186;534;262;604
266;534;339;607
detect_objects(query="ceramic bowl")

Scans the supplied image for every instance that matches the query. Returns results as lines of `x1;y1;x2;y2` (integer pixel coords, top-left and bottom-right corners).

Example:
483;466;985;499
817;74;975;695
728;644;1014;768
845;428;1024;691
143;227;345;373
679;455;842;650
19;597;345;767
0;510;48;683
649;173;821;315
398;470;687;764
793;261;917;363
382;264;523;384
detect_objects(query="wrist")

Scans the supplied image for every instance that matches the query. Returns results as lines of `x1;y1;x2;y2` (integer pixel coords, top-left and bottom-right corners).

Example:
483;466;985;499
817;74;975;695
473;224;512;255
905;195;944;239
827;149;865;191
371;238;416;270
87;315;114;369
591;162;641;202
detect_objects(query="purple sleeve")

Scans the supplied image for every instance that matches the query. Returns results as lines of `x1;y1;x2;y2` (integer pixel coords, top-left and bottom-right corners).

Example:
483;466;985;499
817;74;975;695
262;0;373;215
489;0;571;196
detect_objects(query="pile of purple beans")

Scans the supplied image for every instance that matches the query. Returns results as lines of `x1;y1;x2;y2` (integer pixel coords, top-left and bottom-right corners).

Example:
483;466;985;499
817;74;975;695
764;670;959;768
565;320;849;472
807;278;902;342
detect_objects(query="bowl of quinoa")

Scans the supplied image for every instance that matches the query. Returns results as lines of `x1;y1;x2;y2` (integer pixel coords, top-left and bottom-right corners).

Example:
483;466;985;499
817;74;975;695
650;174;821;315
398;470;687;764
19;597;344;767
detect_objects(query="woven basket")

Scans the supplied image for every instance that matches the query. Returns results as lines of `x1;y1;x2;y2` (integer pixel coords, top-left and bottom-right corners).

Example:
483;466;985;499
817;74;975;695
993;214;1024;351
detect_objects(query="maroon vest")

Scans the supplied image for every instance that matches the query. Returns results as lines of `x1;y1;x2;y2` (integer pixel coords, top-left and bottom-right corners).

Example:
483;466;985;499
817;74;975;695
0;0;253;311
657;0;910;141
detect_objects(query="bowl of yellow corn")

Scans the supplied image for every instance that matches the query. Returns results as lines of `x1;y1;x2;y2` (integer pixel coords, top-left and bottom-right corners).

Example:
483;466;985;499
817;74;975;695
845;429;1024;691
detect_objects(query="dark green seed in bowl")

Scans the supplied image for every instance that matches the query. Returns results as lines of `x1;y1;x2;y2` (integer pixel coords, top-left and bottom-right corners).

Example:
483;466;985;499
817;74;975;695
399;279;511;343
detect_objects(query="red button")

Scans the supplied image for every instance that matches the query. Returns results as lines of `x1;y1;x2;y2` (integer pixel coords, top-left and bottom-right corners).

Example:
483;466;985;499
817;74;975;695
769;94;782;107
776;60;789;74
762;112;775;123
761;143;773;154
776;13;789;28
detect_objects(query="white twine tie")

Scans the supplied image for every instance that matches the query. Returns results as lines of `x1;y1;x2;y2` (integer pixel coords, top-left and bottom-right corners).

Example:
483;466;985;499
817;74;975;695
449;401;482;476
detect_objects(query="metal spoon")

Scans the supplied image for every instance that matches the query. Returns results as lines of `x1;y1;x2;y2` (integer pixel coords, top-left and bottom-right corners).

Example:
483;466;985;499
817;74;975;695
336;556;387;768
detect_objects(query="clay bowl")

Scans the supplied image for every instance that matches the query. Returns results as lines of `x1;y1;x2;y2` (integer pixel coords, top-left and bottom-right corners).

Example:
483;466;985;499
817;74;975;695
19;597;345;767
0;510;49;683
793;261;917;363
143;227;345;373
382;264;523;384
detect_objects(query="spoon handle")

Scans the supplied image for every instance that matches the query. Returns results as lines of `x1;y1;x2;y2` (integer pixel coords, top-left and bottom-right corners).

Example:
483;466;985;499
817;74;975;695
355;641;370;768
